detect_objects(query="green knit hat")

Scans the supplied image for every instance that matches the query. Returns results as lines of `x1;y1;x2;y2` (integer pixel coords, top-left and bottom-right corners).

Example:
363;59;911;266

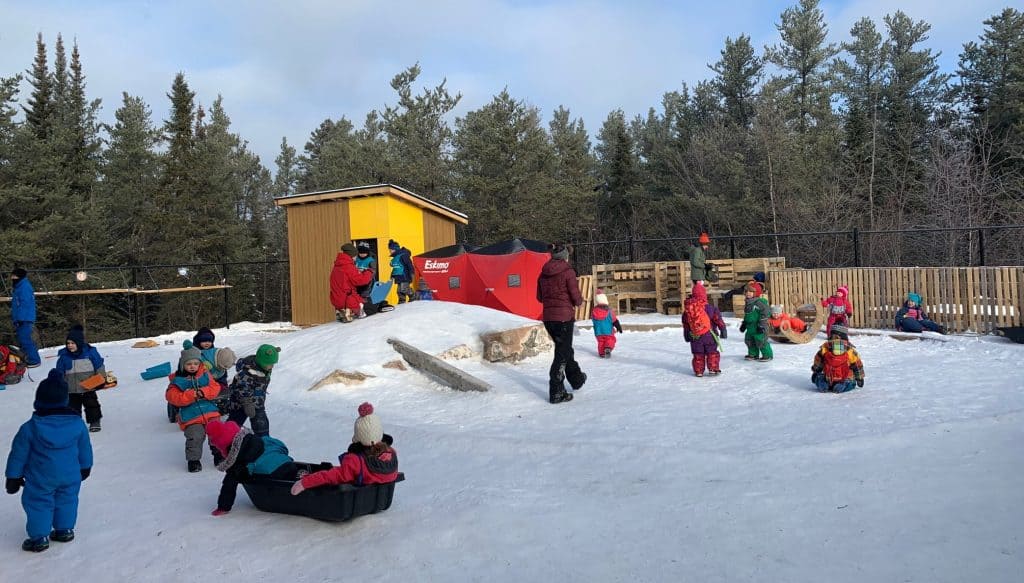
255;344;280;370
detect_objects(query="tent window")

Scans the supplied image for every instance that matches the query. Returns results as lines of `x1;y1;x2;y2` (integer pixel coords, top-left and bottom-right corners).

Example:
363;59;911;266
507;274;521;288
449;276;460;289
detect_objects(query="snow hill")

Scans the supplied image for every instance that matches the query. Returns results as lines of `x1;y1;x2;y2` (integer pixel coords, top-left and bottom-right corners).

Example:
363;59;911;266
1;301;1021;582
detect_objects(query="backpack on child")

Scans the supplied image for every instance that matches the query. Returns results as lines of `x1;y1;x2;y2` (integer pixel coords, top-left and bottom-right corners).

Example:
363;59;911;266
1;344;28;385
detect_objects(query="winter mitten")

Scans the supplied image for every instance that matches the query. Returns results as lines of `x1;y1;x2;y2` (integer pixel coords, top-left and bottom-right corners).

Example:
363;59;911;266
290;481;306;496
6;477;25;494
211;508;229;516
757;325;766;334
719;328;727;339
684;331;693;343
80;468;91;481
856;378;864;388
613;320;623;334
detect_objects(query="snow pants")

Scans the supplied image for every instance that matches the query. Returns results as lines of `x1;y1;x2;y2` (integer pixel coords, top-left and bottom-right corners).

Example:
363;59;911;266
22;480;81;539
14;321;40;365
826;314;849;337
689;333;720;374
394;281;415;304
898;318;943;333
183;424;209;462
596;334;617;355
544;320;585;400
813;372;857;393
68;391;102;423
744;331;773;359
228;396;269;436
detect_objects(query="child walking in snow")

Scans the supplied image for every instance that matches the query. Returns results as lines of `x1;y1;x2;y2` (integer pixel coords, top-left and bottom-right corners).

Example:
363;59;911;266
822;285;853;337
54;325;107;433
811;324;865;393
290;403;399;495
683;283;727;376
5;370;93;552
166;345;223;472
206;419;297;516
895;292;946;334
740;281;773;361
591;290;622;358
226;345;279;438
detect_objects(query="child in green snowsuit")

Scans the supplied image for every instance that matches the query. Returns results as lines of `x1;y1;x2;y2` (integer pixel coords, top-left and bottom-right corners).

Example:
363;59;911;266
739;281;772;361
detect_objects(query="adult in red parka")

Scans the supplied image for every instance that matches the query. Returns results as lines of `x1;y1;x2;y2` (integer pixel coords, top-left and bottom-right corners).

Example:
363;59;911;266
330;243;374;322
536;243;585;404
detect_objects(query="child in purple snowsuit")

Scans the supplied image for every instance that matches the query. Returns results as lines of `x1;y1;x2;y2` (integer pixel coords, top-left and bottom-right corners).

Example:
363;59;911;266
682;283;727;376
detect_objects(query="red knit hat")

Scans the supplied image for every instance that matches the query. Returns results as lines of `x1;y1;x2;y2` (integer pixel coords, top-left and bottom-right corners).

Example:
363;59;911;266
698;232;711;245
691;282;708;302
746;281;764;297
837;285;849;298
206;419;241;457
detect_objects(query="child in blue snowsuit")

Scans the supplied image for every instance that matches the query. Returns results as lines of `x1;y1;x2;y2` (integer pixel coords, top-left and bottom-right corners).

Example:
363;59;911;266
9;268;41;367
5;370;93;552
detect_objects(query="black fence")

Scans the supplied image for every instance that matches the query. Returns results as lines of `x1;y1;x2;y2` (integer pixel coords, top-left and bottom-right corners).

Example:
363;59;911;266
1;260;290;348
571;225;1024;276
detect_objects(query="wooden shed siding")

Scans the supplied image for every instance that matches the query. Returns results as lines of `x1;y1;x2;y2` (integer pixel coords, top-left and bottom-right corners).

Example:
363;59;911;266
423;211;456;251
286;199;350;326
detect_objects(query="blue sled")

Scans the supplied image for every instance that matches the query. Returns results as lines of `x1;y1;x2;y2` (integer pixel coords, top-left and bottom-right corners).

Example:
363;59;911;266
370;281;393;305
141;362;172;381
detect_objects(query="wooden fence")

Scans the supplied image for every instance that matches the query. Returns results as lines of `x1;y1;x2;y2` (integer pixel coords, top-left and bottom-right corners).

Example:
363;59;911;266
768;267;1023;333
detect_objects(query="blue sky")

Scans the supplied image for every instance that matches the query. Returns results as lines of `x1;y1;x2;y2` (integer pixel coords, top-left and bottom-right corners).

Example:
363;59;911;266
0;0;1011;170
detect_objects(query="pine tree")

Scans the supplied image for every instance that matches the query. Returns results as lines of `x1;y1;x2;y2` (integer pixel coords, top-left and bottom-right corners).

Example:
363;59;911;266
595;110;642;240
23;33;52;139
152;72;197;263
767;0;838;133
709;35;763;128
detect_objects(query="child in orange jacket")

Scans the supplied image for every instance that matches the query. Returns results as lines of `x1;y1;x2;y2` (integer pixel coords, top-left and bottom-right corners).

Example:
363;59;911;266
769;305;807;334
290;403;398;495
591;290;623;358
165;346;222;473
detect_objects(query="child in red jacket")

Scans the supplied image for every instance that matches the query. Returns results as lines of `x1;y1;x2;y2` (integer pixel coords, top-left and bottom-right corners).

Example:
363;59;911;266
822;285;852;337
290;402;398;495
165;346;222;473
683;282;727;376
591;290;623;358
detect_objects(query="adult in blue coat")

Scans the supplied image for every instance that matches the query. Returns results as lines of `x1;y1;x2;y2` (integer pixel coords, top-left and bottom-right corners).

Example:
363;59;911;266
5;370;93;552
10;268;41;367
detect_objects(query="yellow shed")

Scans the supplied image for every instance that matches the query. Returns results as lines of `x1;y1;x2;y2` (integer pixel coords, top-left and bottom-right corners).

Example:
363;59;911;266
274;184;469;326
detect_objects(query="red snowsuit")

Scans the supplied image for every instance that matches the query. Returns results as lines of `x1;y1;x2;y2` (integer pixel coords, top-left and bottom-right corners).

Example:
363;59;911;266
330;253;374;313
822;289;853;336
682;284;726;375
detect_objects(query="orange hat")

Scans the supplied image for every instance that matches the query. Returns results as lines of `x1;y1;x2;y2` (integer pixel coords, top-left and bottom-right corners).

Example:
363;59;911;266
698;232;711;245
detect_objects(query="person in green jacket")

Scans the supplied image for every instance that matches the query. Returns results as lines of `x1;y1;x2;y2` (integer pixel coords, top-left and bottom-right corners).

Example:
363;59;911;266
689;233;711;286
739;281;773;361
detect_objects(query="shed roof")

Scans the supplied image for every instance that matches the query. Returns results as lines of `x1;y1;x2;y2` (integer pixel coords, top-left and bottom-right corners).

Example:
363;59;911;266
274;184;469;224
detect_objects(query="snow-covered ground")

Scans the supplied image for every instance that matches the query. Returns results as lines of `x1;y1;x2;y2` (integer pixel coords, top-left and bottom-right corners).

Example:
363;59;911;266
2;301;1021;582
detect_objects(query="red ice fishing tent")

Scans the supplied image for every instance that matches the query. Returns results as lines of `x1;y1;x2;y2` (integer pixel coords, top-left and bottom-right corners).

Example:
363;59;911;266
414;238;551;320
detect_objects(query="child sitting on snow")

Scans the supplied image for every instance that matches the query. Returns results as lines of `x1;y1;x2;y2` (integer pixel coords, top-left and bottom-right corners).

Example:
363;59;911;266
290;403;398;495
811;325;865;393
5;370;93;552
226;345;279;438
415;279;434;301
683;283;726;376
591;290;623;358
740;281;773;361
205;419;298;516
822;285;853;337
768;305;807;334
54;324;108;433
166;346;223;472
895;292;946;334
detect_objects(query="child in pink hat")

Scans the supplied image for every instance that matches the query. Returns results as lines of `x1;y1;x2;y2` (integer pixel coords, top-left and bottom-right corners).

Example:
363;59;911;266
206;419;296;516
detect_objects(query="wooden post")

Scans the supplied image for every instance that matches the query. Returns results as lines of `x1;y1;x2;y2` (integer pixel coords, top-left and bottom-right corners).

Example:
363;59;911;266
387;338;490;392
223;263;231;330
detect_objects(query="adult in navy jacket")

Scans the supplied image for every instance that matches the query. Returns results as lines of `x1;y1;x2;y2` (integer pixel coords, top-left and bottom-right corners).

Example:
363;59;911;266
10;268;41;367
5;371;93;552
536;243;586;404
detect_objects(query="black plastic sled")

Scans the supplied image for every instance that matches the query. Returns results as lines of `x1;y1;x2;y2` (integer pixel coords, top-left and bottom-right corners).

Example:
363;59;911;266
242;462;405;522
996;327;1024;344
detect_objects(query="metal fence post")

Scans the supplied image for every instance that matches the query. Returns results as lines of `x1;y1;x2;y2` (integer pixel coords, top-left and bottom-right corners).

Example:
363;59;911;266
978;229;986;267
131;267;140;338
852;228;861;267
729;237;736;260
628;233;636;263
223;263;231;330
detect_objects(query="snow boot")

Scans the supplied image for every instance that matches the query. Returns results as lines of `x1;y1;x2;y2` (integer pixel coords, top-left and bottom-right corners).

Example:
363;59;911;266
188;460;202;473
89;421;101;433
757;356;773;362
692;354;707;376
708;352;721;375
569;371;587;391
549;389;574;404
603;348;612;358
744;355;756;361
51;529;74;543
22;537;49;552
